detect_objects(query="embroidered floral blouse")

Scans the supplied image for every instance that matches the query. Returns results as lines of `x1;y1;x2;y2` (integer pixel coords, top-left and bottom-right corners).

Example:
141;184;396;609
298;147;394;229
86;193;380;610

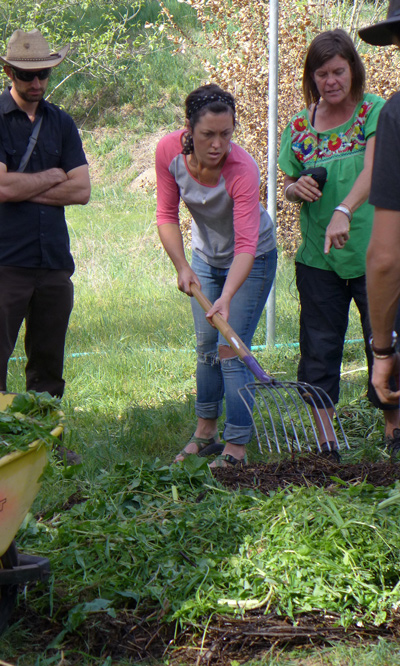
278;93;385;278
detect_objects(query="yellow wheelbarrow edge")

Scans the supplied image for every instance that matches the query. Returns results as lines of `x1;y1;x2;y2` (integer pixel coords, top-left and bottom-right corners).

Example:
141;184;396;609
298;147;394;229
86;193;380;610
0;395;64;557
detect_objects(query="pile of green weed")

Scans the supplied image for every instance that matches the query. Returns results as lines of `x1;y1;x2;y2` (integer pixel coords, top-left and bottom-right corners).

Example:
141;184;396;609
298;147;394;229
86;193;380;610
18;457;400;644
0;392;63;458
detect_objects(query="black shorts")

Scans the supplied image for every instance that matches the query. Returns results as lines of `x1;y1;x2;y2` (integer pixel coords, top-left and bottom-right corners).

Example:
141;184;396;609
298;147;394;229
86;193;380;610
295;262;399;410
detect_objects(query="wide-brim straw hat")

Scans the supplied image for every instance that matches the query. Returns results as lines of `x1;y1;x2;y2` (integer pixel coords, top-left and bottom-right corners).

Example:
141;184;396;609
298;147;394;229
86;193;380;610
0;29;69;69
359;0;400;45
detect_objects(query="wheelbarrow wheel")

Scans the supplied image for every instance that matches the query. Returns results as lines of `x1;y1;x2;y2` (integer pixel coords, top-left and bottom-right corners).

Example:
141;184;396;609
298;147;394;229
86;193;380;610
0;540;18;636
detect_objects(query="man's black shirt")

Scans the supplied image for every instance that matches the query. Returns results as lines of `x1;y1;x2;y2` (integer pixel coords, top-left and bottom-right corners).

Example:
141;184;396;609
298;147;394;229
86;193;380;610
0;88;87;271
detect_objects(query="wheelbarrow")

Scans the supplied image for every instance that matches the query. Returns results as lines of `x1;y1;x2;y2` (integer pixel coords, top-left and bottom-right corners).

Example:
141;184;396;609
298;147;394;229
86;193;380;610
0;392;63;635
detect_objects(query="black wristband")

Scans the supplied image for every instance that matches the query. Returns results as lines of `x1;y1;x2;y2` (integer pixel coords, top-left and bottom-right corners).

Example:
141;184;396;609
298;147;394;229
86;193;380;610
369;332;398;358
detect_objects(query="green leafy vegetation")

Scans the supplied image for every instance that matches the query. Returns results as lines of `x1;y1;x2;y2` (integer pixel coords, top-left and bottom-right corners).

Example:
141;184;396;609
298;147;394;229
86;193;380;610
13;458;400;638
0;454;397;666
0;392;63;457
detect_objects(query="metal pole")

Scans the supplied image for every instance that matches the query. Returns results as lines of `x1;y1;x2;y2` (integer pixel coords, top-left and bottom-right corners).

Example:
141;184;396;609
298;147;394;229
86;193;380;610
266;0;279;346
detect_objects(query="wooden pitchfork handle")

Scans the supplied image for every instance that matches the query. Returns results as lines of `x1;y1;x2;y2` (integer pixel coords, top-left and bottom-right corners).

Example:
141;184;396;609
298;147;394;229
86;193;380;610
190;283;273;384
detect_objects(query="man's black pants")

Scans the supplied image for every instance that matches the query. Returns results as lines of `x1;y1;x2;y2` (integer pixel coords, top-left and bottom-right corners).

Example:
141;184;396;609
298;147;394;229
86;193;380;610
0;266;74;397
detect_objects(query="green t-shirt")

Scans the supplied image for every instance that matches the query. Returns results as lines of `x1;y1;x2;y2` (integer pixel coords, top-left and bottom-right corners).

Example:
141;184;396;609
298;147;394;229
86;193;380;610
278;93;385;279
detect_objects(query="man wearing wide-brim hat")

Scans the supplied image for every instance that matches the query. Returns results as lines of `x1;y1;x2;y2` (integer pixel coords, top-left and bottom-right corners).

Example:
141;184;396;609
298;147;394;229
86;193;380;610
358;2;400;451
0;28;90;405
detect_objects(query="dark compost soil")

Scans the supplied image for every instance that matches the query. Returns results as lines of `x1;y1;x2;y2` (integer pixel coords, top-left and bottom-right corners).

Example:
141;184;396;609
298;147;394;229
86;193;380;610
212;453;400;494
8;456;400;665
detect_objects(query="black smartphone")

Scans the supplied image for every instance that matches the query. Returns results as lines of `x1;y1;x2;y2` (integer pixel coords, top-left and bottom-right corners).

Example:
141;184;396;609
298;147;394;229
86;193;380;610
299;166;327;192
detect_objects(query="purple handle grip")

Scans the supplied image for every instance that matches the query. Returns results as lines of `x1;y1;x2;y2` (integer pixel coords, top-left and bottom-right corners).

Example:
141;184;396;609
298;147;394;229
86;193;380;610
243;355;273;384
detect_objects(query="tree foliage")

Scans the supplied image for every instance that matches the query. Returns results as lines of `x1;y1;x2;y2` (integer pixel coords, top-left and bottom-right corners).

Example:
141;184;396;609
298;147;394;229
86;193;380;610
0;0;173;117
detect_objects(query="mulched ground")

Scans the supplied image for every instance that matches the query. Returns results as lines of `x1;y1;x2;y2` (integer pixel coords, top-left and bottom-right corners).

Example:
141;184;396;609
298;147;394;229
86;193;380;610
11;601;400;666
212;453;400;494
173;610;400;665
6;456;400;665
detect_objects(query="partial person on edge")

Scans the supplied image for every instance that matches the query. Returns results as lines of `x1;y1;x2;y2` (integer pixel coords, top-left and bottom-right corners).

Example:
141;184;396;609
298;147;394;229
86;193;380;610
0;29;90;401
359;0;400;458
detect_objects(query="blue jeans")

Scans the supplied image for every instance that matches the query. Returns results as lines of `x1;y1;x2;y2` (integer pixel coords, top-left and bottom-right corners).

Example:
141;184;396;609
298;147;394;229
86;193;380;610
191;248;277;446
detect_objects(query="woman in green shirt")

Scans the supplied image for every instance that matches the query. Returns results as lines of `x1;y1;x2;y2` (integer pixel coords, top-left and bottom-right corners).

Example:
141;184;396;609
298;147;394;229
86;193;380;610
278;29;398;459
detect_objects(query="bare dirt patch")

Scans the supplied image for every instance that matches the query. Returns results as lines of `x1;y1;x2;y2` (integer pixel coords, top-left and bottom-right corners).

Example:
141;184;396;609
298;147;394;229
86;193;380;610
83;127;169;186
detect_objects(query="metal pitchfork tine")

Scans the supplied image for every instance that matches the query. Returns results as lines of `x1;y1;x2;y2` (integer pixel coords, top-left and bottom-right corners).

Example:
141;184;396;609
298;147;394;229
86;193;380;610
190;283;349;456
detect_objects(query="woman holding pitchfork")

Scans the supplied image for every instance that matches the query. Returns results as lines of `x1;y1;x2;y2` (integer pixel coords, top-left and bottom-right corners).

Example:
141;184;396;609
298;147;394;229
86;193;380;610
156;84;277;467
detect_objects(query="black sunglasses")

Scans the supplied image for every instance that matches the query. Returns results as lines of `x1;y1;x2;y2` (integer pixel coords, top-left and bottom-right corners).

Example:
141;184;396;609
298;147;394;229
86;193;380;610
11;67;51;82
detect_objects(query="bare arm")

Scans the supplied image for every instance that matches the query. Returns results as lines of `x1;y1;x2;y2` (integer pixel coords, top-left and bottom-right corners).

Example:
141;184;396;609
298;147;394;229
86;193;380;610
28;164;91;206
324;136;376;254
158;223;201;294
0;162;68;202
367;207;400;347
366;207;400;403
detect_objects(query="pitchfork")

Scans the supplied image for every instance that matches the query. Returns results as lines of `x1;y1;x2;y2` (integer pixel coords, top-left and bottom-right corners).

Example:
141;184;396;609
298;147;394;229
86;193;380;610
191;283;349;456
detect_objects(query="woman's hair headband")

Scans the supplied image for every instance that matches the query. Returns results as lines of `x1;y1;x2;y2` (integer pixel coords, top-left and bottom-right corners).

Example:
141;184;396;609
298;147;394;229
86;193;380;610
186;93;236;119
